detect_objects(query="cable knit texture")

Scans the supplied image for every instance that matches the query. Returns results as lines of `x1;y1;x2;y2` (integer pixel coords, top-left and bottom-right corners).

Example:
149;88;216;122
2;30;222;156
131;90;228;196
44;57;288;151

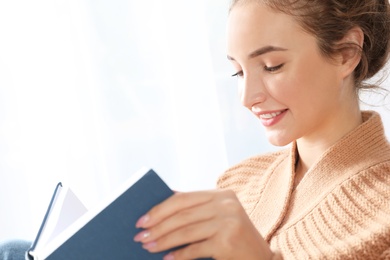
217;111;390;259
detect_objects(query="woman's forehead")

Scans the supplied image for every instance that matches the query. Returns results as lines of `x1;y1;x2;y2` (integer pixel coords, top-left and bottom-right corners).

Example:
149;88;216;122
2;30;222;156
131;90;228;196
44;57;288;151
226;2;306;56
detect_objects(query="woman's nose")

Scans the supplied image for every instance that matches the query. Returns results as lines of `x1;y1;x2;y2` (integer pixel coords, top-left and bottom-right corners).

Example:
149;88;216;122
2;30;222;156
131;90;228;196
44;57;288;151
239;75;266;109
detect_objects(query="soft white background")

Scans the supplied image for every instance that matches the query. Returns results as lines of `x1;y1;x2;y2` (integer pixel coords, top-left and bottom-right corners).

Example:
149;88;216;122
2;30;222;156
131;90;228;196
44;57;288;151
0;0;389;242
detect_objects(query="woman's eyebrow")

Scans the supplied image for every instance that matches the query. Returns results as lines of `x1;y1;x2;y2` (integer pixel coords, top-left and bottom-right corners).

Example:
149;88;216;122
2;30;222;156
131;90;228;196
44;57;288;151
227;45;287;61
248;46;287;58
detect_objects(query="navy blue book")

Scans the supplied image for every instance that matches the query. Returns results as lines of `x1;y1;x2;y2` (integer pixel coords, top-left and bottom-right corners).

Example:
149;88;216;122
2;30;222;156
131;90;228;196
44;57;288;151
27;168;212;260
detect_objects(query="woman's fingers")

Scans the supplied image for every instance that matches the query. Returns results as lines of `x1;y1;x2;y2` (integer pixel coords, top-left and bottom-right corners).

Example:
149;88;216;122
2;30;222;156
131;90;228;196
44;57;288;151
134;198;216;243
133;189;272;259
143;218;217;253
136;191;216;228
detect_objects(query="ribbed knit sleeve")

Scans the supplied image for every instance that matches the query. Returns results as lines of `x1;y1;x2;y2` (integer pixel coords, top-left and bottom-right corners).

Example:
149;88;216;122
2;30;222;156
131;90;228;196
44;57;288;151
217;150;288;215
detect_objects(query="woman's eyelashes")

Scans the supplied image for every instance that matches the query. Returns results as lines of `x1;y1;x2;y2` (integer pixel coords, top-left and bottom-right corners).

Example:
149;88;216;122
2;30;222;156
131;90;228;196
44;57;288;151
231;71;243;77
231;63;284;78
264;63;284;72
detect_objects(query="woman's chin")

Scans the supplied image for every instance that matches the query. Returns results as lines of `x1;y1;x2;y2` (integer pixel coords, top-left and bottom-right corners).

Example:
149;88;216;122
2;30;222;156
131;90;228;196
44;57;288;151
266;134;293;147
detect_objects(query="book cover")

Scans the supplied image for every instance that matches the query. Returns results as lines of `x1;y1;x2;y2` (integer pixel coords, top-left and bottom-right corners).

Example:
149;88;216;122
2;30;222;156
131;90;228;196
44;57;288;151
50;168;175;259
29;168;175;259
27;169;213;260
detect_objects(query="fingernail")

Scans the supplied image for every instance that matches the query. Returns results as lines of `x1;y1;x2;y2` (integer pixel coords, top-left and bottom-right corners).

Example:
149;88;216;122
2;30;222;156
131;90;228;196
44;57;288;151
142;241;157;249
133;230;151;242
163;253;175;260
136;214;150;228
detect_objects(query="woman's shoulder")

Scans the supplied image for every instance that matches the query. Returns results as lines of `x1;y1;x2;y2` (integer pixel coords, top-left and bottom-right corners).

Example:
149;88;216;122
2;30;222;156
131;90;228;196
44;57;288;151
217;148;289;190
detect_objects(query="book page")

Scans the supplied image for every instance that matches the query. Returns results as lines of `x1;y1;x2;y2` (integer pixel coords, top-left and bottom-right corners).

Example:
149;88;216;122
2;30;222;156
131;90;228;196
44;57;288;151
46;187;88;242
31;185;88;257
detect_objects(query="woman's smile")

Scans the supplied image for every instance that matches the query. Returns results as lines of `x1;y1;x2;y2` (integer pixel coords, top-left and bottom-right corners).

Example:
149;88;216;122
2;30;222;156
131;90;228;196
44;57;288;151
252;109;288;127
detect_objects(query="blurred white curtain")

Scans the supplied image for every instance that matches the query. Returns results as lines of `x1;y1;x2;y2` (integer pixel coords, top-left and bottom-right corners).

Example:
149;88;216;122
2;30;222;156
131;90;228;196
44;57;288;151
0;0;389;242
0;0;234;241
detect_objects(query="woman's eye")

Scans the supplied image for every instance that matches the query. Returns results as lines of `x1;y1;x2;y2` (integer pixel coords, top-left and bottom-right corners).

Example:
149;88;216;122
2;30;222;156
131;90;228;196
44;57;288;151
231;71;243;78
264;64;284;72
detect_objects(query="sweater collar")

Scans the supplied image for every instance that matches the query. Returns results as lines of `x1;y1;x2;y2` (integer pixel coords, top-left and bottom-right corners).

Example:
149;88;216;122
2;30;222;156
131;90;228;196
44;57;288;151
252;110;389;240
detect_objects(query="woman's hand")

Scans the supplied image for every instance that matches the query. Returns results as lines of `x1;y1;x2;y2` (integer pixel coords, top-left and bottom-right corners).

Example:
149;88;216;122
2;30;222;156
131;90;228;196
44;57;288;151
133;190;274;260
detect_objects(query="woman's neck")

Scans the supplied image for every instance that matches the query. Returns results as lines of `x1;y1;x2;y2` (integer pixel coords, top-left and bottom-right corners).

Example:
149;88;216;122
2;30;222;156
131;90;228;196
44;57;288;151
294;105;363;187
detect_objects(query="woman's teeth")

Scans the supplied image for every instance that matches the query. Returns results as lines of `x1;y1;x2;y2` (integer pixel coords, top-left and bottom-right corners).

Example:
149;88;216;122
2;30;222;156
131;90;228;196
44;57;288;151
260;111;282;119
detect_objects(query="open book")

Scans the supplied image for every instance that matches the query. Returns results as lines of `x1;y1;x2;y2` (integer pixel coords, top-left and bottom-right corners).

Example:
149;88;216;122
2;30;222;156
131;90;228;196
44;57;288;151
27;168;175;260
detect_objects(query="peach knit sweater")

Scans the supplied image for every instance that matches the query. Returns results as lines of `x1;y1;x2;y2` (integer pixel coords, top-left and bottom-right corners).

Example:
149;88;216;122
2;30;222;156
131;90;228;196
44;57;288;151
217;111;390;259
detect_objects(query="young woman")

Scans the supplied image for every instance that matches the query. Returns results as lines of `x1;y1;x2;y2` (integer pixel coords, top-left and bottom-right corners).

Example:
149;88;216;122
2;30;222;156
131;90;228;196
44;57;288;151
2;0;390;259
133;0;390;259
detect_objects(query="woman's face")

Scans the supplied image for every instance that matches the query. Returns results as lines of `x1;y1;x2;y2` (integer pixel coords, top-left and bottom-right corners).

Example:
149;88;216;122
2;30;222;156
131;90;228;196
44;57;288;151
227;2;350;146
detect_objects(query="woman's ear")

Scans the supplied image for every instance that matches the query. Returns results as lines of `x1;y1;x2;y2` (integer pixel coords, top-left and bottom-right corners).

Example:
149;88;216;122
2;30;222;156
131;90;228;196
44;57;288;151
338;26;364;79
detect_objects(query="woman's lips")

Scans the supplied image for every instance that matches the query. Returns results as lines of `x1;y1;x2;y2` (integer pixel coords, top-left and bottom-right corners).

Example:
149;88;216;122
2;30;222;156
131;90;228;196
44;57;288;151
256;109;288;127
